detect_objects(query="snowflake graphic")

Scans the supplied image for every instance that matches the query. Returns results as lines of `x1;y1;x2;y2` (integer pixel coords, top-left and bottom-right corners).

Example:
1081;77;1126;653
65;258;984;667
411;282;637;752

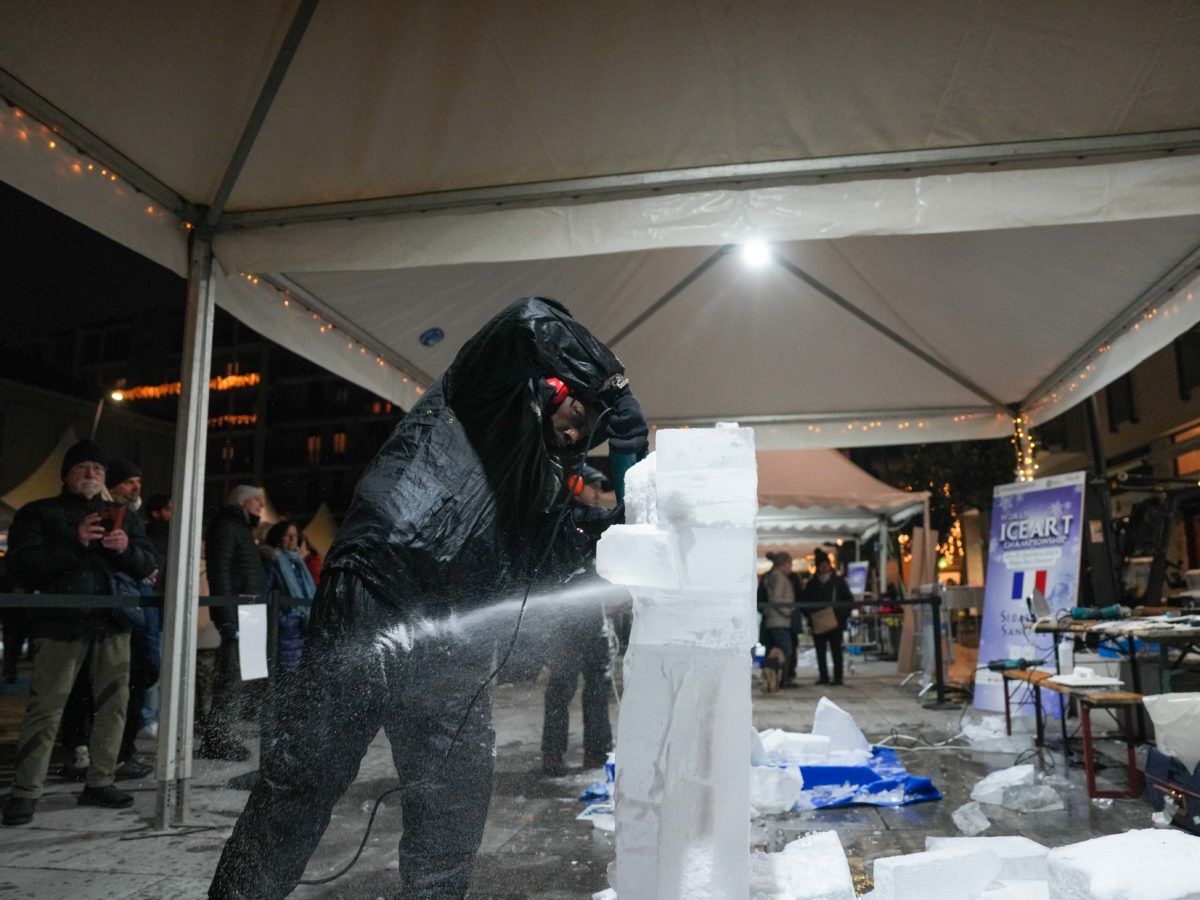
1049;500;1065;517
996;494;1017;512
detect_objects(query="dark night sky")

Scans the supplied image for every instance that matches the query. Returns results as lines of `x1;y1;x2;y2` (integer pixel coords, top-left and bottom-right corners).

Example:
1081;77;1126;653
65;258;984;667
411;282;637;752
2;180;185;336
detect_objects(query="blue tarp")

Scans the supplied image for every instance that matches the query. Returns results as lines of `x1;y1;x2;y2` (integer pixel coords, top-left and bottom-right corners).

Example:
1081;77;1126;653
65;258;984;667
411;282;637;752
581;747;941;809
793;747;942;808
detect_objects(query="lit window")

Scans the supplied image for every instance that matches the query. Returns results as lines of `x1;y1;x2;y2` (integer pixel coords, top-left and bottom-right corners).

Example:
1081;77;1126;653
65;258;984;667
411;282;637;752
333;432;347;455
306;434;321;466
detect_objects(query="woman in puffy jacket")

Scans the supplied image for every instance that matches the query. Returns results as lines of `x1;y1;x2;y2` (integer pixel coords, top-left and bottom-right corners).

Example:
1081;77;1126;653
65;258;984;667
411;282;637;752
260;519;316;674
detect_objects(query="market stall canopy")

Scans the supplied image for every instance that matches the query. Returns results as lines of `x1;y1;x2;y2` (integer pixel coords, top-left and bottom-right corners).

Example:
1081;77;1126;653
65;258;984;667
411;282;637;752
0;427;77;513
756;449;928;547
3;1;1200;446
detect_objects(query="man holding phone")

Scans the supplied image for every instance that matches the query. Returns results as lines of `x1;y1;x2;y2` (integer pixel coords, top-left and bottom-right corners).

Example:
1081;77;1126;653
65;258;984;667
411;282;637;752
2;440;156;826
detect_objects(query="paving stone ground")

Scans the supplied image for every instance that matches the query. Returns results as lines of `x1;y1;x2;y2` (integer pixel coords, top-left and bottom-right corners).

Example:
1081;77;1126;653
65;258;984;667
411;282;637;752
0;657;1152;898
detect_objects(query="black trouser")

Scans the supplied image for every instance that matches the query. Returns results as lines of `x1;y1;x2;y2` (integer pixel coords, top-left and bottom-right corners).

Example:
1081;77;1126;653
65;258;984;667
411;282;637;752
120;626;155;760
814;629;844;683
541;618;612;763
209;571;497;900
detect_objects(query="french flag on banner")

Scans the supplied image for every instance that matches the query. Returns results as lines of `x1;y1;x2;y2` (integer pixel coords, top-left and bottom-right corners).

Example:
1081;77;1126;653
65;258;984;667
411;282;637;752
1011;569;1047;600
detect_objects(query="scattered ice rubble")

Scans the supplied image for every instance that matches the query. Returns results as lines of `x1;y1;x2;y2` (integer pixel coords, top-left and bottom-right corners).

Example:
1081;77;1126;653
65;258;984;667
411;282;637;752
860;829;1200;900
970;763;1066;813
749;697;875;816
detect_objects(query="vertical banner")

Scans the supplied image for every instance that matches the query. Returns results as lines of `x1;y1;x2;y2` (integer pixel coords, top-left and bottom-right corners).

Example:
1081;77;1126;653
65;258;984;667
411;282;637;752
846;561;870;596
974;471;1086;712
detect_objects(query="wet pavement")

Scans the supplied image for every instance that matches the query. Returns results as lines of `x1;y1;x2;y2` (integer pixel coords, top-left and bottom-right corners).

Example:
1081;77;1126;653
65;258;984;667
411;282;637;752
0;658;1158;898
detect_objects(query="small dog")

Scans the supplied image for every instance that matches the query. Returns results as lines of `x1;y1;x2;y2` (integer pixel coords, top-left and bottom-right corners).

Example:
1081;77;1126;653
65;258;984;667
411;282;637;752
761;647;788;693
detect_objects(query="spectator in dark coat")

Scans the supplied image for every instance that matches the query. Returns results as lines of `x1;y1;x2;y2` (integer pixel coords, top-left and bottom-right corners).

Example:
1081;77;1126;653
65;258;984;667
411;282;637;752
198;485;266;761
804;549;854;686
2;441;156;827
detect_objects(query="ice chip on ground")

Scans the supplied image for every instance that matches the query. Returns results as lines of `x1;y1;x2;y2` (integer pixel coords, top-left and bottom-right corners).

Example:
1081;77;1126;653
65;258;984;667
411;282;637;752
961;712;1035;754
811;697;870;757
749;765;805;815
749;830;855;900
1000;783;1064;813
926;835;1048;881
980;881;1050;900
596;524;681;590
751;727;770;766
1091;797;1113;810
872;846;1001;900
1047;828;1200;899
757;728;832;765
950;800;991;836
970;764;1035;804
593;890;618;900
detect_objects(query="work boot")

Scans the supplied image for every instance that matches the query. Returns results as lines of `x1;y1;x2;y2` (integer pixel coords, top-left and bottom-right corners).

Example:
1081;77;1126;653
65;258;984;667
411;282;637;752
2;796;36;826
116;758;153;780
541;755;567;777
582;753;608;769
78;784;133;809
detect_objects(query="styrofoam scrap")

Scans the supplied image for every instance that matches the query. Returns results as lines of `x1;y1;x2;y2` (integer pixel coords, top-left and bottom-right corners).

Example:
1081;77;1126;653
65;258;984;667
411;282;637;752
926;835;1048;881
811;697;870;756
749;765;805;816
970;764;1035;805
749;830;855;900
999;783;1063;813
950;800;991;836
751;726;771;766
980;880;1049;900
872;846;1001;900
1046;828;1200;900
758;728;832;765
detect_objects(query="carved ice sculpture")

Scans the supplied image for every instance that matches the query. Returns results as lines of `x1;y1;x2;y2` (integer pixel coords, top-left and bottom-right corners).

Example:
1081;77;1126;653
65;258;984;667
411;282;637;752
596;423;758;900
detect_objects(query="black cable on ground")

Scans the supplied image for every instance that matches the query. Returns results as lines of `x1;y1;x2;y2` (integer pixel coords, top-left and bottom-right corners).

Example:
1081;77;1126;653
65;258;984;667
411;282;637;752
299;409;612;886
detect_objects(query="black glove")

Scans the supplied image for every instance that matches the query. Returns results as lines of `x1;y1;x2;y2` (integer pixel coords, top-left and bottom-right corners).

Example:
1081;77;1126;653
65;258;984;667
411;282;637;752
605;386;649;456
571;503;625;540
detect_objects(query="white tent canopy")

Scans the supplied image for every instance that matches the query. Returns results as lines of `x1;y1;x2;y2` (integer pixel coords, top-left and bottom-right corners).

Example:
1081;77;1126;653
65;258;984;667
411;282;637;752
3;2;1200;444
4;1;1200;826
756;449;928;546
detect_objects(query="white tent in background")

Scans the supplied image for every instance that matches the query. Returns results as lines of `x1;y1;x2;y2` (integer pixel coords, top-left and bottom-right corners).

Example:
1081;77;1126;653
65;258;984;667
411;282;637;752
756;449;930;594
4;2;1200;827
0;427;77;512
301;502;337;560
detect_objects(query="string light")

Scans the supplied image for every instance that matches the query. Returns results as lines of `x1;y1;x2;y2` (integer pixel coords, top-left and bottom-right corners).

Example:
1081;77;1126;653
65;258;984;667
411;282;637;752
208;413;258;428
1011;415;1038;482
119;373;261;400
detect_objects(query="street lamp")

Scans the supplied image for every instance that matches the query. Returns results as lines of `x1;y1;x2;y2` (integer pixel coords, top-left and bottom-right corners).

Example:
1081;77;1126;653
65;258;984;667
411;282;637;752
90;390;126;439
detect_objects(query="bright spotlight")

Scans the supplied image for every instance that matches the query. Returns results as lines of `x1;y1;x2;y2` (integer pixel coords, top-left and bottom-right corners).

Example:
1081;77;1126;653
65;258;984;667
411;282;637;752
741;240;771;268
110;390;125;402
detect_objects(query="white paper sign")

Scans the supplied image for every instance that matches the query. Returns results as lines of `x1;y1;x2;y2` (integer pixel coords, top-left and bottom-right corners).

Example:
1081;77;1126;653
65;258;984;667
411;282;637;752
236;603;269;681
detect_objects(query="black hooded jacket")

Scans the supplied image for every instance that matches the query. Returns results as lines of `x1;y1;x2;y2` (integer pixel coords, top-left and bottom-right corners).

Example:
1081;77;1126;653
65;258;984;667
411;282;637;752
324;298;625;615
7;488;157;639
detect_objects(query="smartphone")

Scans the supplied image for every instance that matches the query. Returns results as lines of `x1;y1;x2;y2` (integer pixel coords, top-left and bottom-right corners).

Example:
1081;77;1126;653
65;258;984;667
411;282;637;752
99;505;126;534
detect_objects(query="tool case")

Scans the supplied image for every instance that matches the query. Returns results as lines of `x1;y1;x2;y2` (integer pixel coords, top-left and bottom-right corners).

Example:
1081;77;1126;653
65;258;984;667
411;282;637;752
1144;747;1200;834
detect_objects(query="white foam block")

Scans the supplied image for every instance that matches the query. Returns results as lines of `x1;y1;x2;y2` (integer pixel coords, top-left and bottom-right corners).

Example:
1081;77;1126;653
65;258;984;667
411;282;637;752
616;645;749;900
596;524;681;590
623;453;658;526
926;835;1048;881
873;846;1001;900
654;425;757;528
970;764;1035;805
811;697;871;757
758;729;832;765
749;765;805;816
1046;828;1200;900
981;881;1050;900
750;830;855;900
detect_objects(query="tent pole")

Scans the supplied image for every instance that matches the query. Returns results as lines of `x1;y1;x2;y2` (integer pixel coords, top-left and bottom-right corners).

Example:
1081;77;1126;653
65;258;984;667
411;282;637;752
877;516;888;600
154;239;215;829
608;246;732;348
